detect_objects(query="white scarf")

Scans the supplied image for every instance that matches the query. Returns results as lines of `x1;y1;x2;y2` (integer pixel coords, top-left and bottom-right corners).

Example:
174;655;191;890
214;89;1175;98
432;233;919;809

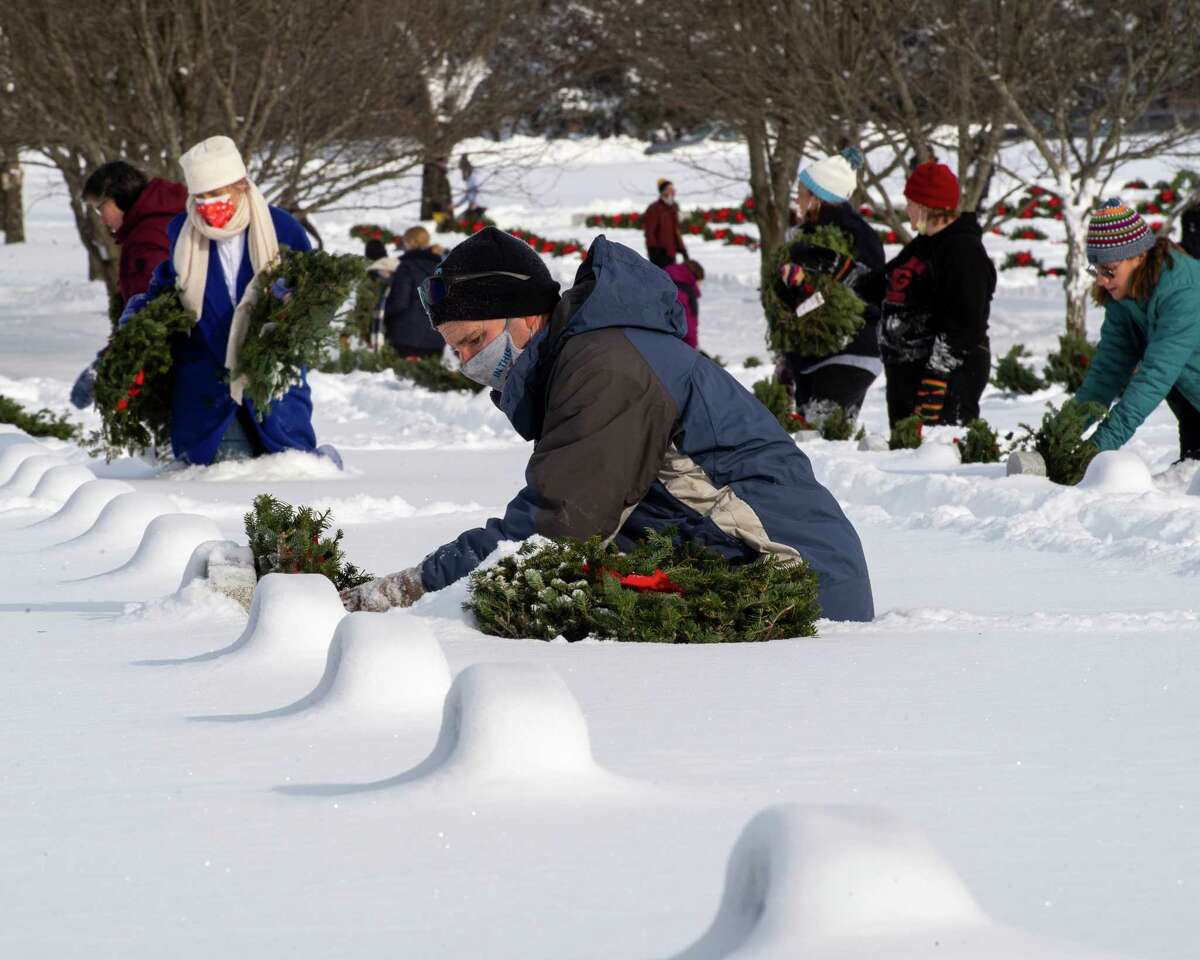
173;181;279;404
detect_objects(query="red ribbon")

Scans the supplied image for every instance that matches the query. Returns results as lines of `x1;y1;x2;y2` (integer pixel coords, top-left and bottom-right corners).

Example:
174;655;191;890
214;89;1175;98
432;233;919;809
583;563;684;594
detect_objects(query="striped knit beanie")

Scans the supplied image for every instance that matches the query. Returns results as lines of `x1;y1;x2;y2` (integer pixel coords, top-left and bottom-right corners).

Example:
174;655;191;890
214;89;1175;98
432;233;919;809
1086;198;1156;264
798;148;864;204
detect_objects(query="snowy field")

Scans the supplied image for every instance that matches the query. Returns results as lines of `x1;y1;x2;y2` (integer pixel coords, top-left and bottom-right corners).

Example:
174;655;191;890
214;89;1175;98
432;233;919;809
1;138;1198;958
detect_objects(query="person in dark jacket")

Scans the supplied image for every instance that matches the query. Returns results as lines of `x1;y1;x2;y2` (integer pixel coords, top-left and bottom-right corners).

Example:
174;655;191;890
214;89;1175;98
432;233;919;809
382;226;446;357
778;149;884;419
132;135;327;466
1180;204;1200;260
71;163;189;409
83;162;188;306
643;179;688;268
789;161;996;427
340;227;874;622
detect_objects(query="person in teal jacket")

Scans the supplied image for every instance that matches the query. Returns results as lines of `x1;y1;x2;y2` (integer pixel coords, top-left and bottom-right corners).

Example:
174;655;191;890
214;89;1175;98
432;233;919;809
1073;198;1200;461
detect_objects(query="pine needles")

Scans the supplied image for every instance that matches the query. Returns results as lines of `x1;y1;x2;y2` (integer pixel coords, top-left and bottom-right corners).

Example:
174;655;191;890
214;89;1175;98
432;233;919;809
1013;401;1106;484
91;288;197;459
764;226;865;357
234;249;366;417
466;529;822;643
244;493;373;590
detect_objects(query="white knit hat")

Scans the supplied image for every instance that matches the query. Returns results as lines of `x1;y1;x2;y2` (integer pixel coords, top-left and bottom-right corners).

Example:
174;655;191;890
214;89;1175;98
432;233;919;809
798;148;865;204
179;135;247;195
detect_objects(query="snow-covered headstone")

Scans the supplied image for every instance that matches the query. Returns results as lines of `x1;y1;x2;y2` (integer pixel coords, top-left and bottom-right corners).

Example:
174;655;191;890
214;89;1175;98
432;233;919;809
669;804;1124;960
52;491;177;555
856;432;890;452
67;513;224;600
178;540;257;609
0;442;47;485
1006;450;1047;477
20;479;134;543
29;464;96;504
297;611;451;719
1077;450;1153;494
224;572;345;662
0;453;67;496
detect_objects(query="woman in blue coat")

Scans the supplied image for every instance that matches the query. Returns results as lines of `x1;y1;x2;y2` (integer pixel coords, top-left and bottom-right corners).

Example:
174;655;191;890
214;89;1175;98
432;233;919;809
130;135;319;466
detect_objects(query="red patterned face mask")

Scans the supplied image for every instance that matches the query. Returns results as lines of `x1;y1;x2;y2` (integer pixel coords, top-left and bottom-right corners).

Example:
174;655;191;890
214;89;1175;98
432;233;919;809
196;194;236;229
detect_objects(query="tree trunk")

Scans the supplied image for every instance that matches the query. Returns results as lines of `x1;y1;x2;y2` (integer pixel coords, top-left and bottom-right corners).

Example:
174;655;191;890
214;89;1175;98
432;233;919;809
1062;193;1096;339
420;156;455;222
0;150;25;244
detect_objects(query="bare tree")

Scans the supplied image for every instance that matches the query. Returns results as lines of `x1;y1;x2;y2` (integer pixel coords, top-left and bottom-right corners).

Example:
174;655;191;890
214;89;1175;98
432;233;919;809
949;0;1200;336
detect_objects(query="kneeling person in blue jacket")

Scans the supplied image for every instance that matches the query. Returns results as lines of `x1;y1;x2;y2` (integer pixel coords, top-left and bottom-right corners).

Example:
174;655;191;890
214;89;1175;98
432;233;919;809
128;135;322;466
341;227;875;622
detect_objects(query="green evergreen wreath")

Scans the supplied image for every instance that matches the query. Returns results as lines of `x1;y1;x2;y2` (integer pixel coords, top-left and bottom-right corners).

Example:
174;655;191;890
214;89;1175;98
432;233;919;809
1013;400;1107;485
233;249;366;418
465;529;821;643
244;494;373;590
91;288;197;460
764;224;864;358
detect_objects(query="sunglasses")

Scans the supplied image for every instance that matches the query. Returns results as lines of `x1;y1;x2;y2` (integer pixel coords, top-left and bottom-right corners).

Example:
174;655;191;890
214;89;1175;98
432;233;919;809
1085;263;1118;280
418;270;532;313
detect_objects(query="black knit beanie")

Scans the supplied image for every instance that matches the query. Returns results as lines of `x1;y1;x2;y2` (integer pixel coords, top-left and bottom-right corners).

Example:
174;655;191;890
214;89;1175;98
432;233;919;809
426;226;561;326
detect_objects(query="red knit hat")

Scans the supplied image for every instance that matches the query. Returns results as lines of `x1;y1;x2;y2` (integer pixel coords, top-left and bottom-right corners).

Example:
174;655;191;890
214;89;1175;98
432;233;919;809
904;161;960;211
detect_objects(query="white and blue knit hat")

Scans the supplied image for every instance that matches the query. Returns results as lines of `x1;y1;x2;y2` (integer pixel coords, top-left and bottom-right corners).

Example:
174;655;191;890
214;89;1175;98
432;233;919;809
798;148;864;204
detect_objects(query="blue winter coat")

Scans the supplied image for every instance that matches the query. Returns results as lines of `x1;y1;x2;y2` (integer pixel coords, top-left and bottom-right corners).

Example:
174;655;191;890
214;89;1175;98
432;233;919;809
136;207;316;465
421;236;874;623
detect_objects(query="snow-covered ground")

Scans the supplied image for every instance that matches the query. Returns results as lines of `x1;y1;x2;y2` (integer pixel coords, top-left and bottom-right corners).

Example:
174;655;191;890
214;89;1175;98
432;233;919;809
1;139;1198;959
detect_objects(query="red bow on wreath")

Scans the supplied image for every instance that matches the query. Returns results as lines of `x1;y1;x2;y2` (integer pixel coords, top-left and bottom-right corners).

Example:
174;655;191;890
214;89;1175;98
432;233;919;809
582;564;685;594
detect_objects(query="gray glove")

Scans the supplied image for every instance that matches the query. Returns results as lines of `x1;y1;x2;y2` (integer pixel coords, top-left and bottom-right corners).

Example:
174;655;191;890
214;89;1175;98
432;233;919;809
340;566;425;612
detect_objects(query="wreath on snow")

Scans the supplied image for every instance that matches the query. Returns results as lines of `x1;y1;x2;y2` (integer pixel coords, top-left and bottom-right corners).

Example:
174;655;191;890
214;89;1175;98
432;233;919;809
764;224;864;358
465;529;821;644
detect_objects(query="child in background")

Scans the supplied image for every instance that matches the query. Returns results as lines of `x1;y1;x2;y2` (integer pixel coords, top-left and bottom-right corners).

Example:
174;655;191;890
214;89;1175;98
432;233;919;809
665;260;704;349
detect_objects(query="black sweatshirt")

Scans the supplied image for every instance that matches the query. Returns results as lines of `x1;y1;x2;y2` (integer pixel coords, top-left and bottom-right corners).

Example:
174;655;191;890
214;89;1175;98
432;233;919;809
868;213;996;371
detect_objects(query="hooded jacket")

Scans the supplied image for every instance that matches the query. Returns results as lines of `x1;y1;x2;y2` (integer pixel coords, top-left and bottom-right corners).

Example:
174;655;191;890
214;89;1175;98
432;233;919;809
136;206;316;465
420;236;874;622
114;178;188;305
877;213;995;371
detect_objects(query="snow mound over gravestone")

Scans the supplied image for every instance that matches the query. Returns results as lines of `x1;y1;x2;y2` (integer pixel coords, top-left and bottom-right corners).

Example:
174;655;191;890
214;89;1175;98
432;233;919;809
18;479;134;544
195;610;451;723
49;491;177;557
147;572;344;666
0;453;68;497
279;662;641;798
66;513;223;601
29;463;95;503
1077;450;1154;495
668;804;1124;960
0;442;48;485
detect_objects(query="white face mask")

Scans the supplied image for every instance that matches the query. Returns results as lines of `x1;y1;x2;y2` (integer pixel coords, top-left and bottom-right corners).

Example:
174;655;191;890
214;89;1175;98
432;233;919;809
461;322;523;391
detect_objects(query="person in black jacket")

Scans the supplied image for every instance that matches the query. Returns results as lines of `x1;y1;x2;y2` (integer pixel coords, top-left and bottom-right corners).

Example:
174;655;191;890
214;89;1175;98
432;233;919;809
383;226;446;357
790;161;995;427
778;149;884;419
1180;204;1200;260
